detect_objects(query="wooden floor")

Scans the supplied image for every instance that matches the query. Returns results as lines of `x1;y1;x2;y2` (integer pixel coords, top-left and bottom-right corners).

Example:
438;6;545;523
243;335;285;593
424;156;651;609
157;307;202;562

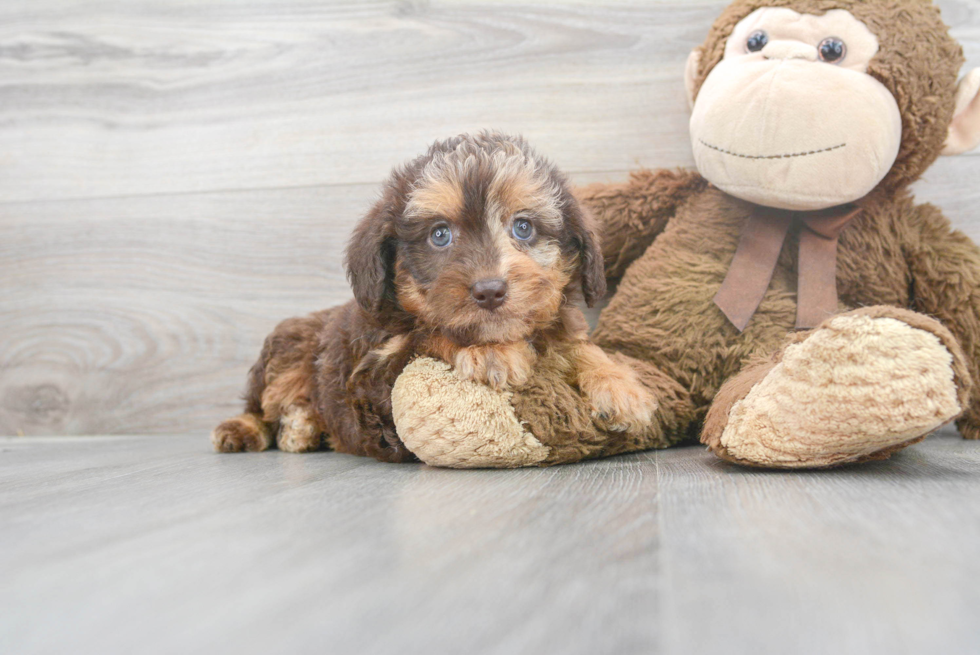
3;430;980;655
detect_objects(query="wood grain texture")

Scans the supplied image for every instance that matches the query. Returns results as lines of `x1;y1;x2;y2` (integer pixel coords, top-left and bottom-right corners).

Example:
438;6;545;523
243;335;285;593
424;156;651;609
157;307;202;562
2;431;979;654
0;0;978;436
0;0;972;203
0;186;368;435
0;435;662;655
0;0;718;203
656;430;980;655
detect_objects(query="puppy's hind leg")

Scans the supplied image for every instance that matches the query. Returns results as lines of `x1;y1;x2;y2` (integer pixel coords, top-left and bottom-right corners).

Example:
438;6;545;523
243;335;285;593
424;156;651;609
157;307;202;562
259;314;333;453
276;404;322;453
213;310;331;454
261;361;323;453
212;413;274;452
212;398;322;454
212;341;277;452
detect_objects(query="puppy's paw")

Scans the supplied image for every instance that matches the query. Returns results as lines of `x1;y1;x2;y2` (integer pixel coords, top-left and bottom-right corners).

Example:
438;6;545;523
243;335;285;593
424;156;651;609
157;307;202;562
277;405;322;453
580;363;658;432
211;414;273;453
454;342;535;390
486;341;535;389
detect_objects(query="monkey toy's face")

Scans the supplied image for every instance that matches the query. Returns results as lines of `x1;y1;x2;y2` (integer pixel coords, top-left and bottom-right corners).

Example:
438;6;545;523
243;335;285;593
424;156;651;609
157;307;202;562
688;8;902;211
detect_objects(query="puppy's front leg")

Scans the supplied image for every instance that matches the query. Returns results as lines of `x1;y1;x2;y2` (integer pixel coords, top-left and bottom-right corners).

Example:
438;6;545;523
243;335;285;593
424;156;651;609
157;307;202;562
568;339;658;432
453;341;536;390
574;341;658;431
424;334;536;390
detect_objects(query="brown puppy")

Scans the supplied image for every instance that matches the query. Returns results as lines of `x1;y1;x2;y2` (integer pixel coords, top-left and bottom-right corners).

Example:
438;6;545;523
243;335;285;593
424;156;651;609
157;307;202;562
212;133;656;462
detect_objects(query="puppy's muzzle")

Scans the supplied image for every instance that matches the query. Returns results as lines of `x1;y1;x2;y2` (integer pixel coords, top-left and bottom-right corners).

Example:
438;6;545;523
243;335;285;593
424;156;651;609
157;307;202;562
471;278;508;311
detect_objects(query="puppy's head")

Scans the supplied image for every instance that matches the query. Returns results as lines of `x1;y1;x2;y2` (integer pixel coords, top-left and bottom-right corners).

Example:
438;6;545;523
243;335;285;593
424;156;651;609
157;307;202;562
345;132;604;343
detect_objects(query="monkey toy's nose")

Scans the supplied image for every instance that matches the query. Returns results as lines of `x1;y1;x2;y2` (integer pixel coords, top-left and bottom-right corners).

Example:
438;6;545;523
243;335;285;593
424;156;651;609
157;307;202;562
762;40;818;62
471;279;508;310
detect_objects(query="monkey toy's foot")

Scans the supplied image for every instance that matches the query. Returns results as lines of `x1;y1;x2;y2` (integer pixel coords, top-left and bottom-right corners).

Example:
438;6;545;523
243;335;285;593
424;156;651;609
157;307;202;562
391;358;551;469
703;307;970;469
392;350;682;469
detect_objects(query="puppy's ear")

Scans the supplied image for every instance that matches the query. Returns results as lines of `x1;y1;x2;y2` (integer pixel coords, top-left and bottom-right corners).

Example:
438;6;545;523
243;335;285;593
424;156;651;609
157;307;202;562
563;193;606;307
345;198;397;314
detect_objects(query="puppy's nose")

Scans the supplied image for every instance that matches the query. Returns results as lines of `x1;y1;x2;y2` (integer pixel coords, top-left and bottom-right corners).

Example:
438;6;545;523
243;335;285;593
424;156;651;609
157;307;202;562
471;279;508;310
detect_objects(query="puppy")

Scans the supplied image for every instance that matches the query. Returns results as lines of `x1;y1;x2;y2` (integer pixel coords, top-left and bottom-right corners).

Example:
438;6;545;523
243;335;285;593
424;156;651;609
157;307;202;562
212;133;657;462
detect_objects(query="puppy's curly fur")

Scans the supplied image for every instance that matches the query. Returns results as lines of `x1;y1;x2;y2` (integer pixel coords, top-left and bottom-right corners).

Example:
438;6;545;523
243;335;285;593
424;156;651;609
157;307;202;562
212;133;656;461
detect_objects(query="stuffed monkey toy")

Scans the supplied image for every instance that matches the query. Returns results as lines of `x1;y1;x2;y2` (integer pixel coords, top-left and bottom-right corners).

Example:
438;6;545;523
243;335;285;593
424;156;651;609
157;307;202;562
390;0;980;469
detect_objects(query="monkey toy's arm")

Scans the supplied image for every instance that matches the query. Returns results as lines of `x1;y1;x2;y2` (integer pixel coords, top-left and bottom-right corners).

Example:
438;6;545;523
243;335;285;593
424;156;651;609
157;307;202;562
575;169;707;279
905;203;980;439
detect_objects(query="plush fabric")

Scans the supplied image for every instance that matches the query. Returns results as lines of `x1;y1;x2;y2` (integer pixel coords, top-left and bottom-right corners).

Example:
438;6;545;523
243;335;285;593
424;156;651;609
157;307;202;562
389;0;980;469
391;358;550;469
689;0;965;193
690;9;902;210
945;68;980;155
704;308;964;468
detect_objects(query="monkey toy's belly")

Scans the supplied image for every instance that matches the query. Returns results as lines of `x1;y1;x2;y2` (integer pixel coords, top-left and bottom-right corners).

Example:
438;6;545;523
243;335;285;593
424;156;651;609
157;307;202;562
592;188;801;407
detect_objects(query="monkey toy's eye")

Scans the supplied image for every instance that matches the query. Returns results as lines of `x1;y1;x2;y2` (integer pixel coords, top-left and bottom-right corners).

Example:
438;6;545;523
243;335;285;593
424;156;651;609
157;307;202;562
512;218;534;241
746;31;768;53
430;225;453;248
818;37;846;63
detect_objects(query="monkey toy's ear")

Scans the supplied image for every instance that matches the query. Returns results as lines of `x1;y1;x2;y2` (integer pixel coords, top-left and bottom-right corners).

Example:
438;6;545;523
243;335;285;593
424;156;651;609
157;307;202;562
344;199;397;315
684;48;703;111
943;69;980;156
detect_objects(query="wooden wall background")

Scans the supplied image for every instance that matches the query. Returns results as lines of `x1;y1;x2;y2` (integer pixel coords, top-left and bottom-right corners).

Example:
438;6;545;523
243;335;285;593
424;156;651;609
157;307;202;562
1;0;978;437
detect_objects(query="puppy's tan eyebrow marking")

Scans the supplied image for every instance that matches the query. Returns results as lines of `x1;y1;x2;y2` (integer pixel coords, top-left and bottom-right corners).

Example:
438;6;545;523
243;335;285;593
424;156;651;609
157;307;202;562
406;172;464;220
508;208;535;221
489;156;562;229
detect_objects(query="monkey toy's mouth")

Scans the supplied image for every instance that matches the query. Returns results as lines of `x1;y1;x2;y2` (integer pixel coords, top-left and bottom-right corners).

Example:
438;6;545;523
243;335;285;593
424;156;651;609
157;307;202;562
690;127;881;211
697;139;848;161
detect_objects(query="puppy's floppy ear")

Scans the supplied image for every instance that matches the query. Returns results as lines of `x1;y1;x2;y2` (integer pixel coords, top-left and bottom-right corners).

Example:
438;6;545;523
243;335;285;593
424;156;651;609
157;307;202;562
562;192;606;307
345;198;397;314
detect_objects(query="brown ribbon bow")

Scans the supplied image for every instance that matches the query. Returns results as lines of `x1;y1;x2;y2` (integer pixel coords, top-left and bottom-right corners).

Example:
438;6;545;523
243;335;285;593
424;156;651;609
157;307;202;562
714;204;862;332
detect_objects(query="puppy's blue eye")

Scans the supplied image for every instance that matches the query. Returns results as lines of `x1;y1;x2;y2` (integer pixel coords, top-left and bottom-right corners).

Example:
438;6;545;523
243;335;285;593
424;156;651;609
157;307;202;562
512;219;534;241
430;225;453;248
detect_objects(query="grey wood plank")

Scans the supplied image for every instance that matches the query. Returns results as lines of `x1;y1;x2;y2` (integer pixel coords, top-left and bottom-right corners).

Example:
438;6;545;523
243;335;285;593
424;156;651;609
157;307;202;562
911;155;980;242
0;1;975;204
2;432;980;654
0;185;369;437
0;434;662;655
0;1;714;203
655;427;980;655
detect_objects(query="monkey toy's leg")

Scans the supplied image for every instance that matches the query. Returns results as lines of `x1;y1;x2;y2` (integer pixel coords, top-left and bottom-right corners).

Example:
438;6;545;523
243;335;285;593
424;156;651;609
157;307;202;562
902;204;980;440
701;307;971;469
390;351;695;469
